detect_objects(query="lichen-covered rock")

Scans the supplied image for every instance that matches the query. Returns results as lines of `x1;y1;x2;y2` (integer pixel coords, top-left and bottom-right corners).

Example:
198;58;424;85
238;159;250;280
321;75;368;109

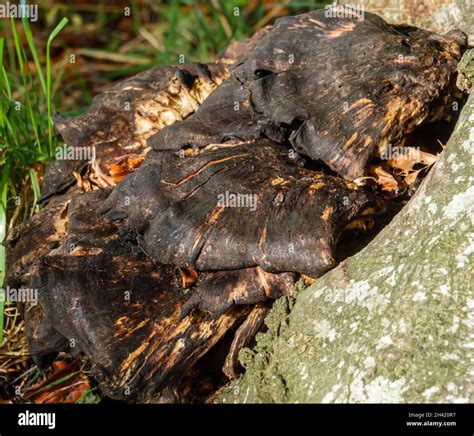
219;59;474;403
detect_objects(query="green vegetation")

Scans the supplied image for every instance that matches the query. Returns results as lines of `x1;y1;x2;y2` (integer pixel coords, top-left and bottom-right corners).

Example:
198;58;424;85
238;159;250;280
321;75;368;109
0;17;68;343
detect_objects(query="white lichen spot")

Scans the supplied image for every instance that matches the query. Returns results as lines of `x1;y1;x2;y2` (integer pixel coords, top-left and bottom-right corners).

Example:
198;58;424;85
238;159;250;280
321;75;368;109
376;335;394;350
399;318;407;334
312;319;337;342
463;240;474;256
377;266;394;277
287;335;296;348
384;273;396;287
347;376;407;403
443;186;474;221
299;364;309;381
450;161;464;172
412;291;427;302
321;383;342;403
450;316;460;334
346;343;359;354
447;383;457;392
397;263;406;273
456;253;468;269
438;284;450;297
442;352;459;361
243;386;250;403
466;298;474;310
363;356;376;369
454;233;474;268
427;203;438;215
346;365;356;375
422;386;440;400
466;127;474;151
331;280;390;314
450;396;470;403
310;285;328;302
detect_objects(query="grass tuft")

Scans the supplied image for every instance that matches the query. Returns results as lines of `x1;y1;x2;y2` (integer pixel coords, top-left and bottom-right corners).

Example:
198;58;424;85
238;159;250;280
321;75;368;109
0;17;68;344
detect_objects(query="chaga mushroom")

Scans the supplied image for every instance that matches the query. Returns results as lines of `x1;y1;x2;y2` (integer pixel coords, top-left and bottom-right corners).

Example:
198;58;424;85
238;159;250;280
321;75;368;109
99;141;373;277
148;7;466;179
6;7;468;403
216;25;272;66
41;62;228;203
6;188;297;401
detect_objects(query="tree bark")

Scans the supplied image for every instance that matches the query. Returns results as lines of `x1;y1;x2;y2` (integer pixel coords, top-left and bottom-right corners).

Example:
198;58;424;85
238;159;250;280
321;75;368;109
219;53;474;403
357;0;473;43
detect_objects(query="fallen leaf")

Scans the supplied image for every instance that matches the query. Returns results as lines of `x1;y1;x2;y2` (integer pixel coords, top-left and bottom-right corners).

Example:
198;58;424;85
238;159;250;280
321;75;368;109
404;168;424;186
108;154;145;184
387;147;438;175
180;267;199;288
23;359;90;404
368;164;399;193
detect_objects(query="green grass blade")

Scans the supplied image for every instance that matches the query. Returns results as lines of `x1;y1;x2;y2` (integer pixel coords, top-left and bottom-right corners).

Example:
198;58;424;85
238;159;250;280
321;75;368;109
10;18;43;153
46;17;68;156
21;17;47;96
28;168;41;216
0;172;8;345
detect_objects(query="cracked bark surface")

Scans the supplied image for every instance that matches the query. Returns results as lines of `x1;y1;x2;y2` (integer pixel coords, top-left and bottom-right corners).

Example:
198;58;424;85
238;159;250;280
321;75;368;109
41;62;228;203
148;8;464;180
359;0;473;43
99;141;373;277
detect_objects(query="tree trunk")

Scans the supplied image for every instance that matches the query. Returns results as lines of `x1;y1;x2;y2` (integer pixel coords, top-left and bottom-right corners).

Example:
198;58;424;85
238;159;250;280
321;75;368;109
219;55;474;403
357;0;473;42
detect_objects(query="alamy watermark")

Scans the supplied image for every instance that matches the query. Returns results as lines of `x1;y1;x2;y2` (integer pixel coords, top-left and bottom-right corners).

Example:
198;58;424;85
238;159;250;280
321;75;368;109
0;2;38;22
18;411;55;430
324;2;365;21
55;145;95;161
0;286;38;305
380;145;421;161
217;191;257;212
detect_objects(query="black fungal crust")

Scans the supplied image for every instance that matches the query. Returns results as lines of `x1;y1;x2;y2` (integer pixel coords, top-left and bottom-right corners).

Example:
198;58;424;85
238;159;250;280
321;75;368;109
99;141;373;277
4;6;468;403
6;190;296;401
148;7;465;180
41;62;228;203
